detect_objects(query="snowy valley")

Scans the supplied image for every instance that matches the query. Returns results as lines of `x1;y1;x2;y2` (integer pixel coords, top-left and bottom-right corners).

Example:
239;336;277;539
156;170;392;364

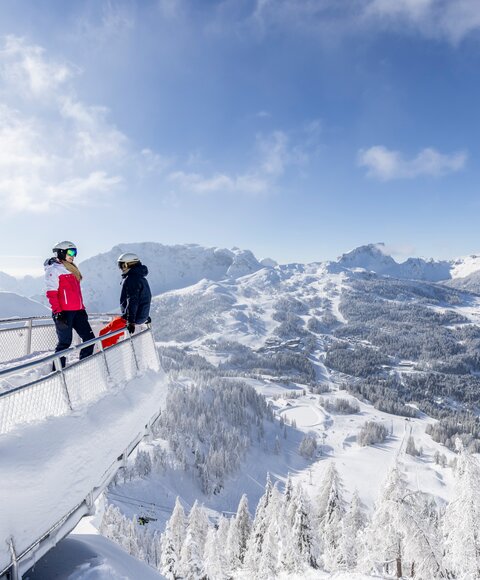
3;242;480;579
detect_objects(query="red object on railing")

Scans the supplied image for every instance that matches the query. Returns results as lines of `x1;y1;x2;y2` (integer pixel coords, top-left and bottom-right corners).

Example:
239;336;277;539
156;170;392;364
99;316;127;348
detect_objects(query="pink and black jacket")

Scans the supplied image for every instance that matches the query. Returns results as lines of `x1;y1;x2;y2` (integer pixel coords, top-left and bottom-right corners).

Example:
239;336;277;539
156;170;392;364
44;258;85;314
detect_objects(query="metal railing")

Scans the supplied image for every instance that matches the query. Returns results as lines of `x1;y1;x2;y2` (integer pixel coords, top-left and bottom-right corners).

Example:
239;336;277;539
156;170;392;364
0;320;163;579
0;314;115;364
0;323;160;436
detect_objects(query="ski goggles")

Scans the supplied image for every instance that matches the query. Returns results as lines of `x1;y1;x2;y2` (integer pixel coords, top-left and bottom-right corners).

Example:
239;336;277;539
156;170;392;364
66;248;77;257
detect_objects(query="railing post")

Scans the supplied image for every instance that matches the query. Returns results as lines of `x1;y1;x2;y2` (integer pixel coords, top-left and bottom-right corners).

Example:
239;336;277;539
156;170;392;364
149;326;161;370
54;357;73;411
127;332;140;372
26;319;33;356
7;536;19;580
97;340;111;379
85;491;95;515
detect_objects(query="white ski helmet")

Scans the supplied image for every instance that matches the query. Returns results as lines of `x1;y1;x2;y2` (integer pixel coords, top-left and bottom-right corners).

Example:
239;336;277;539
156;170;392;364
117;252;140;269
53;240;77;252
52;241;77;259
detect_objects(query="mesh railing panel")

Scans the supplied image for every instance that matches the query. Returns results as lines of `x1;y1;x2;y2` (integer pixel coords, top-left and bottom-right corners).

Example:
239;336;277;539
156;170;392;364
0;374;69;434
64;354;109;408
0;328;159;435
0;316;116;364
30;324;58;354
0;327;28;363
104;339;137;384
134;330;160;372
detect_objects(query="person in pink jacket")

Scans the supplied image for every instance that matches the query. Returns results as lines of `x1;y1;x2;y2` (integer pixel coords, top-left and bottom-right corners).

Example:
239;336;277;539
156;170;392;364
44;241;95;368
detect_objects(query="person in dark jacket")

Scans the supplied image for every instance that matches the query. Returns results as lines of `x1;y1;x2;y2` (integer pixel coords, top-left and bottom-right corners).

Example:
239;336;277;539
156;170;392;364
117;252;152;334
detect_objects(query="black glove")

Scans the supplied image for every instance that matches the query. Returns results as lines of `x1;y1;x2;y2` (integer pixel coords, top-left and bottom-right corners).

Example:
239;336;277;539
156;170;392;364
53;311;67;324
127;322;135;334
146;316;152;325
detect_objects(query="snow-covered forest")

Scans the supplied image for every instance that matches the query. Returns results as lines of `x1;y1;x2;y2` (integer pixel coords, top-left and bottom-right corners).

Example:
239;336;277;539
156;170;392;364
90;243;480;579
102;444;480;579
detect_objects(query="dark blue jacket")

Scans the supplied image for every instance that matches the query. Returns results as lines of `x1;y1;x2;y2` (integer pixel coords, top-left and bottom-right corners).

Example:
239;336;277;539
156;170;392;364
120;263;152;324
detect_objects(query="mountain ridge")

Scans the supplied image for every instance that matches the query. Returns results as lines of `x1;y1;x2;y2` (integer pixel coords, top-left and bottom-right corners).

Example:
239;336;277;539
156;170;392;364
2;241;480;312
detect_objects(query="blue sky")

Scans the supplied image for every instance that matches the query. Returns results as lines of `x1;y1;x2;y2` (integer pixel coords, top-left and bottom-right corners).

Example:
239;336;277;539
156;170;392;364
0;0;480;275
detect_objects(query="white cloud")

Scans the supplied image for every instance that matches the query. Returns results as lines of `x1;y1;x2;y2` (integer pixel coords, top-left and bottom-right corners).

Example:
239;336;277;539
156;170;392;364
168;170;268;195
0;105;123;212
215;0;480;46
366;0;434;23
258;130;290;176
379;243;418;261
45;171;122;208
140;148;174;174
166;128;315;197
357;145;467;180
0;36;74;99
0;36;132;213
440;0;480;44
59;97;128;161
364;0;480;44
74;2;135;48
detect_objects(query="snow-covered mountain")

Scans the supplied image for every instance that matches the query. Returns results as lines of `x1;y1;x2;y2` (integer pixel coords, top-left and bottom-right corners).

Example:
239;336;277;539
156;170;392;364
0;242;265;313
4;241;480;316
3;241;480;578
151;258;480;423
80;242;264;312
104;259;479;578
0;292;49;319
0;272;19;293
337;243;452;281
446;266;480;294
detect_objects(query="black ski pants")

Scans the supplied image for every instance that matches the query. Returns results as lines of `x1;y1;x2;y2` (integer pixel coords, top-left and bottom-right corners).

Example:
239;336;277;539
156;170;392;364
53;309;95;368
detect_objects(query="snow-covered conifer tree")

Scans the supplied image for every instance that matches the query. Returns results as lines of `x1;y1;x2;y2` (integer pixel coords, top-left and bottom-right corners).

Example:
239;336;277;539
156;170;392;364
274;435;281;455
284;473;294;504
315;460;344;564
204;526;226;579
340;489;367;570
100;503;123;543
363;465;410;577
216;515;231;575
406;434;420;457
135;449;153;478
160;497;187;579
256;484;284;577
402;492;445;580
444;441;480;578
257;512;280;578
363;464;445;579
179;501;210;580
315;461;341;530
322;475;346;571
226;494;252;572
245;473;273;572
283;482;318;573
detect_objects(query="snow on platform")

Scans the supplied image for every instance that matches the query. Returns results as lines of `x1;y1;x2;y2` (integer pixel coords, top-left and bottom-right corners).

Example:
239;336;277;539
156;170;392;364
26;517;165;580
0;367;167;574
